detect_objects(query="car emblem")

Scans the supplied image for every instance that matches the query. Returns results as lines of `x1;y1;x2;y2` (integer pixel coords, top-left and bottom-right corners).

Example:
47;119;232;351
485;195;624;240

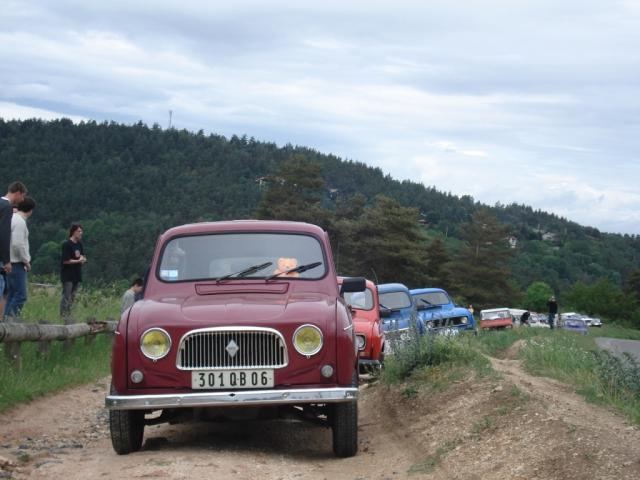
226;339;239;358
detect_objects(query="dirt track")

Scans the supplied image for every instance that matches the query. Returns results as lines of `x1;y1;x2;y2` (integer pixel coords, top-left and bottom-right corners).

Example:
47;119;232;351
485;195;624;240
1;353;640;479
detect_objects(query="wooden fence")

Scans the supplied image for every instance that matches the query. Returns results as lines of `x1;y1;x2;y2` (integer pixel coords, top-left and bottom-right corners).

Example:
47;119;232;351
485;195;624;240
0;319;117;370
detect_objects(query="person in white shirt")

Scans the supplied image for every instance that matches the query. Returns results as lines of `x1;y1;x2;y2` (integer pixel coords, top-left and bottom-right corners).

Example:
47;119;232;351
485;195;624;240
1;181;27;316
4;197;35;319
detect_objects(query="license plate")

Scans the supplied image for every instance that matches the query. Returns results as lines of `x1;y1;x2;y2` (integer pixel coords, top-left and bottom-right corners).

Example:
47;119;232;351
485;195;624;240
191;369;274;390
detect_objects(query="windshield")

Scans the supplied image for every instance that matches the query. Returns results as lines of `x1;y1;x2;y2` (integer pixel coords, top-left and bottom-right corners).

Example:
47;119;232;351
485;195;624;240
344;288;375;310
157;233;326;282
413;291;450;307
379;291;412;309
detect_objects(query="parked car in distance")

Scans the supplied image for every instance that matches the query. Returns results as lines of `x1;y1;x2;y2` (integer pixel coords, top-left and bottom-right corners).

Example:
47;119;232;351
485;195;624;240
410;287;476;335
561;312;603;327
479;308;514;330
529;312;550;328
339;277;385;372
106;220;365;458
560;314;588;334
377;283;424;337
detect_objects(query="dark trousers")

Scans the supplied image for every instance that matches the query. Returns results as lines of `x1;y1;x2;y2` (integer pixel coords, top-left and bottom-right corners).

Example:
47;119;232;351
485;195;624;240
4;262;28;318
60;281;80;320
548;313;556;329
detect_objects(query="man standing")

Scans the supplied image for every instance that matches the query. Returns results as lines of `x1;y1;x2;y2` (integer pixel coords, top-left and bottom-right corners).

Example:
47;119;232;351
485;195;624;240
60;224;87;319
4;197;36;319
1;182;28;316
547;296;558;330
121;278;143;314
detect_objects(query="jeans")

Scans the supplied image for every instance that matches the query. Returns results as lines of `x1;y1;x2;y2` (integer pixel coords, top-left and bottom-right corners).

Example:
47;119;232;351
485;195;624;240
4;263;28;318
60;281;80;320
548;313;556;329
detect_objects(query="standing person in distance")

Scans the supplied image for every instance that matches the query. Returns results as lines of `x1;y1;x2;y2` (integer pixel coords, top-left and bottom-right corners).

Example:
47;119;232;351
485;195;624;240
0;182;28;317
60;224;87;320
121;278;143;314
547;296;558;330
4;197;36;319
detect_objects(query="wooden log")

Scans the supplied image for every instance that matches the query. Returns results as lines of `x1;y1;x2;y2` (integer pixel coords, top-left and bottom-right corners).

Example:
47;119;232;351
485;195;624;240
0;321;118;343
37;320;51;358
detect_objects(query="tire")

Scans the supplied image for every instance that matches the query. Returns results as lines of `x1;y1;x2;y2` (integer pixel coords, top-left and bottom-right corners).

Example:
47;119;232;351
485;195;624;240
109;409;145;454
332;401;358;457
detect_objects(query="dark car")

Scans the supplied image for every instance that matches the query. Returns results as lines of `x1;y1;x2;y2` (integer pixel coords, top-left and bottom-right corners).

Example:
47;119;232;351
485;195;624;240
106;221;365;457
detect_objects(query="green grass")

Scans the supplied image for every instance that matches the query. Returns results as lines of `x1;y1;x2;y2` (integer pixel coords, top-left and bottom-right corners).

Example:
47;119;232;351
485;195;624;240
408;440;457;475
383;333;493;385
0;334;112;413
475;326;640;424
13;281;121;323
0;283;119;412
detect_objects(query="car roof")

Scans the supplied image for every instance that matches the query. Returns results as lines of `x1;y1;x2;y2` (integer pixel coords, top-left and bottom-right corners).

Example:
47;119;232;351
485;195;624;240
159;220;326;242
377;283;411;293
480;307;510;313
409;288;447;295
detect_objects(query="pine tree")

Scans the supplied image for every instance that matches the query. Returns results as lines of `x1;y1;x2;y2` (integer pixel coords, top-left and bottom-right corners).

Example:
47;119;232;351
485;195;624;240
451;209;517;309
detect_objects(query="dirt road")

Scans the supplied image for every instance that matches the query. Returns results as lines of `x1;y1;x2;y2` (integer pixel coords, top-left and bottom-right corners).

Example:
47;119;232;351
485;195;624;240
1;354;640;479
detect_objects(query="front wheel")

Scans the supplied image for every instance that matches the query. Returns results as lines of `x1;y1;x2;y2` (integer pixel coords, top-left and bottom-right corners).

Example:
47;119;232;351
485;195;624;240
332;401;358;457
109;409;145;454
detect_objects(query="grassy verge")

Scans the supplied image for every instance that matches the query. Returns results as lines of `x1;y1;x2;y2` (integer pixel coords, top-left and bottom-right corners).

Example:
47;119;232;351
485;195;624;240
0;335;112;413
14;281;122;323
383;333;494;388
475;327;640;424
0;283;119;413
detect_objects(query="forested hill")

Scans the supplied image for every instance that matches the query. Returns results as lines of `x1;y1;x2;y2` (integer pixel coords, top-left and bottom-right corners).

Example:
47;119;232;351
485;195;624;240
1;118;639;297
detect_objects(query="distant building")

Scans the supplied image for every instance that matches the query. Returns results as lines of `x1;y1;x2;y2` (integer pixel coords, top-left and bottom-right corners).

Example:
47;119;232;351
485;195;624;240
542;232;557;242
507;236;518;249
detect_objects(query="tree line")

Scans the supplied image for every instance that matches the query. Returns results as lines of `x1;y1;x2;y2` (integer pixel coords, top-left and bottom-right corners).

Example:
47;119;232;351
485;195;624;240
1;119;639;325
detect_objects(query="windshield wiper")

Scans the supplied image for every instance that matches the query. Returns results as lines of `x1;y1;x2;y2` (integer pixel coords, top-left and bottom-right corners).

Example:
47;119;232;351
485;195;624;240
266;261;322;280
217;262;273;283
420;298;434;306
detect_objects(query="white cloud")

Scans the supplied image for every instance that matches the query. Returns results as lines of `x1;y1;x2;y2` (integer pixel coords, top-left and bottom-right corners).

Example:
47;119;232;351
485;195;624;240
1;0;640;234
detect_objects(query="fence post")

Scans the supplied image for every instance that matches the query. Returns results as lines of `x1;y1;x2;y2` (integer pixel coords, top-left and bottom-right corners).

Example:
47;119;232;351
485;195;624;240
63;316;75;352
5;341;22;371
38;320;51;358
85;317;97;345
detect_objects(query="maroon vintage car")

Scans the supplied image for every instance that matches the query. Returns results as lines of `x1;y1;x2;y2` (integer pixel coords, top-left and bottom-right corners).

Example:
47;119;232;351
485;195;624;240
106;221;364;457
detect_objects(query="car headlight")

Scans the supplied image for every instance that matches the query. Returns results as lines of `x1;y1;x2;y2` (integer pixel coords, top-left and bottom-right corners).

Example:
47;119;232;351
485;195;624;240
293;324;323;357
461;317;468;325
140;328;172;360
356;334;366;351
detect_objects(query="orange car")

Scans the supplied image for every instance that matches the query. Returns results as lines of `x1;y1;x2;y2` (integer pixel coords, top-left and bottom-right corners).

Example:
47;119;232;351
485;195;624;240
339;277;385;371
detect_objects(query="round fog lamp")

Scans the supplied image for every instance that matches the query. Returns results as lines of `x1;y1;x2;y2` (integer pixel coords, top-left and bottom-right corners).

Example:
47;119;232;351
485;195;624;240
140;328;172;360
356;334;366;351
293;324;323;357
130;370;144;383
321;365;334;378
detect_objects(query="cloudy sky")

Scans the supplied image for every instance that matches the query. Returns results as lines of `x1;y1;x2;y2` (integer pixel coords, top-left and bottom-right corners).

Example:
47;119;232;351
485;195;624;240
2;0;640;234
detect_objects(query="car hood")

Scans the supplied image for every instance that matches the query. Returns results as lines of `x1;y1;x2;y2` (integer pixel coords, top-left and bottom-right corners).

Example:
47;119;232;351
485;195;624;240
418;305;469;321
131;291;336;332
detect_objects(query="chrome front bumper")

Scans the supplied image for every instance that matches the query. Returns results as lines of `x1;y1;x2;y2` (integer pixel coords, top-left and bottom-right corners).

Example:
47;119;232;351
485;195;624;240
106;387;358;411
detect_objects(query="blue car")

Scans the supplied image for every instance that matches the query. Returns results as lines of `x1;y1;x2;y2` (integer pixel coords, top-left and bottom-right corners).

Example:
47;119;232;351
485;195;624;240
377;283;425;336
410;288;476;334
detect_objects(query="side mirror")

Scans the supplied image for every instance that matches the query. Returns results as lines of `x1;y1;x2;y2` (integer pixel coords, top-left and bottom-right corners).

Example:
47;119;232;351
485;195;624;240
340;277;366;294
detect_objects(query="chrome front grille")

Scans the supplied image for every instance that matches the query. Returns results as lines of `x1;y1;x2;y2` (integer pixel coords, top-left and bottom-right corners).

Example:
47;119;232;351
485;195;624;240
177;327;288;370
